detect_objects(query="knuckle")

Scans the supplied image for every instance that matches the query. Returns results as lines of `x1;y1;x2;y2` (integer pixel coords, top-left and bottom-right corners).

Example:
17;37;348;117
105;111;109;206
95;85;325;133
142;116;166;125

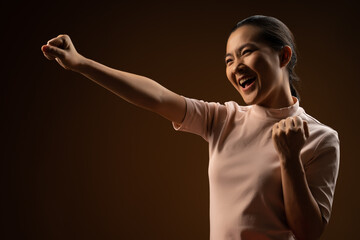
285;117;293;125
47;38;56;45
58;34;69;42
58;50;66;58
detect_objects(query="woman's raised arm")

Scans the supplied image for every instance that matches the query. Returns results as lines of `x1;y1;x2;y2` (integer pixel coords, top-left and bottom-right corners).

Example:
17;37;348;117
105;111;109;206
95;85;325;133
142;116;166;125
41;34;186;124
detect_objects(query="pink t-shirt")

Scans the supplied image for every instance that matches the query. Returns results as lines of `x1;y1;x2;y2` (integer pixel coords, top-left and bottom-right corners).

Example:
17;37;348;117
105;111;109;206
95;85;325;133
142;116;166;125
172;97;340;240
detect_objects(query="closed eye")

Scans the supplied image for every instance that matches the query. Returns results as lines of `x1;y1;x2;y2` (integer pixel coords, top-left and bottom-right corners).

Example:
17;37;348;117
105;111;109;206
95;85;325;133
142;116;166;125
225;58;233;65
241;49;253;55
225;48;256;65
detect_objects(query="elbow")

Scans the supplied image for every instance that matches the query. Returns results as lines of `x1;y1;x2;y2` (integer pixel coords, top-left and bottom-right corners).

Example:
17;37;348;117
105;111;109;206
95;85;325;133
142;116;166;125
295;231;323;240
132;93;163;113
294;218;327;240
315;218;327;239
312;216;327;240
142;87;165;113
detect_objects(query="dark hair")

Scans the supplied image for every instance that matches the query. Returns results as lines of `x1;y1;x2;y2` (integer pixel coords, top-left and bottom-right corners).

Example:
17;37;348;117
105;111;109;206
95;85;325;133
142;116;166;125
230;15;300;100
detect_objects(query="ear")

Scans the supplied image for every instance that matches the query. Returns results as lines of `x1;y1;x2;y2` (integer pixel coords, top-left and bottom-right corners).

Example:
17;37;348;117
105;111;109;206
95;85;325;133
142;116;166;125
279;45;292;68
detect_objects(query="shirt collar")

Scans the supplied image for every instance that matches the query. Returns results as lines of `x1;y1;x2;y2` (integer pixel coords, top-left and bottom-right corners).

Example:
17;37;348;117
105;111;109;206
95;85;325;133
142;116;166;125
251;97;302;119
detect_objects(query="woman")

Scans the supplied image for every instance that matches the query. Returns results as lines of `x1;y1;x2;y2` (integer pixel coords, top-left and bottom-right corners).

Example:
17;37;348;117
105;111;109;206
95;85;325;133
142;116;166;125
41;15;340;240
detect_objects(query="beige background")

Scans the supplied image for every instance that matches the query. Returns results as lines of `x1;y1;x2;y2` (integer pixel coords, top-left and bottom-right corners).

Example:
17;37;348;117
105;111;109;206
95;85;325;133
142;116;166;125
2;1;359;239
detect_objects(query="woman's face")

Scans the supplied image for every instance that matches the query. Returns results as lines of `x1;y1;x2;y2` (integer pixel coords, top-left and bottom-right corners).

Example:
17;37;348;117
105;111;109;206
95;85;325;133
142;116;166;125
225;25;292;108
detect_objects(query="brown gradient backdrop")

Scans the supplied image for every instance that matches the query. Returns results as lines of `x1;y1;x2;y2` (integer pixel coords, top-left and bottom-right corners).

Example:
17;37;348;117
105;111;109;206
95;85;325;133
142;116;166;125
2;0;359;239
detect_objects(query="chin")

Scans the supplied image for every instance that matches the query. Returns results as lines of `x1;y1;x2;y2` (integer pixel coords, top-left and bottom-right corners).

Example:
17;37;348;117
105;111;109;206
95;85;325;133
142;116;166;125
240;93;259;106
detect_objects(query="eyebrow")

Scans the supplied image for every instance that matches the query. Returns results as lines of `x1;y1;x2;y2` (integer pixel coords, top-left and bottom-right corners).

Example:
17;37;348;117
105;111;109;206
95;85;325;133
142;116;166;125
224;43;256;60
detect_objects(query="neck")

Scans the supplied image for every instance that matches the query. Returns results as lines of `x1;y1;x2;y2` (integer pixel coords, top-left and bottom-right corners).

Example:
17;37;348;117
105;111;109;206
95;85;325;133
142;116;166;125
257;88;294;109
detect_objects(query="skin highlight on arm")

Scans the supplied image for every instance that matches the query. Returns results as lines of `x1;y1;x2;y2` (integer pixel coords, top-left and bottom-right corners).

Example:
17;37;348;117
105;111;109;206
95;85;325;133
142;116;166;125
41;34;186;125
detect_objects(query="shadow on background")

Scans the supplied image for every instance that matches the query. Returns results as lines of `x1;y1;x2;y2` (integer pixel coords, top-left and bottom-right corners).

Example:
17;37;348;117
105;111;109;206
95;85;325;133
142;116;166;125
2;1;359;239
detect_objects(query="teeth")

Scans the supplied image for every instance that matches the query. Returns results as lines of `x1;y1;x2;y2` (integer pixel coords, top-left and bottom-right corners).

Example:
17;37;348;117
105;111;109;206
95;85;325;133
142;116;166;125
239;77;255;86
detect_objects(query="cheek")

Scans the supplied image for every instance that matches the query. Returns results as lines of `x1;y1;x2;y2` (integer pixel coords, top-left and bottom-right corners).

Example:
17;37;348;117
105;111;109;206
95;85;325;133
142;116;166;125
250;54;279;79
250;55;269;73
225;68;230;78
226;68;234;83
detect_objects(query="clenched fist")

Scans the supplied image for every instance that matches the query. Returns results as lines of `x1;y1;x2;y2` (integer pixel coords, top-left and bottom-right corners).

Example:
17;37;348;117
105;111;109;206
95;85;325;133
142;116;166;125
272;116;309;161
41;34;85;71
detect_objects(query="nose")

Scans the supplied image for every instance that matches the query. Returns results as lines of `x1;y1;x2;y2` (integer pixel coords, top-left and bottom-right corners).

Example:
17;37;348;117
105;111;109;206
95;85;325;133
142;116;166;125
231;60;247;75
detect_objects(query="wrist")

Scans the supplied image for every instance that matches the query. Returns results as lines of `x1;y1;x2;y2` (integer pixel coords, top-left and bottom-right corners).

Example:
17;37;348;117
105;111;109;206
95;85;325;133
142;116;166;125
72;54;89;73
279;154;305;174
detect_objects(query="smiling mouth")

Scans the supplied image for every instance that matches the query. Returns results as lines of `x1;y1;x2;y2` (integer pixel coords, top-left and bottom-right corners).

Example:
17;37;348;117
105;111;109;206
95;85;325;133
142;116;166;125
239;77;256;88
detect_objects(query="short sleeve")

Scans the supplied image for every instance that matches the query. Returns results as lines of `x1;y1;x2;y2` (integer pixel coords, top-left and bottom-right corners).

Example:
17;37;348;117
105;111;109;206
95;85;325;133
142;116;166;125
304;131;340;224
172;97;227;142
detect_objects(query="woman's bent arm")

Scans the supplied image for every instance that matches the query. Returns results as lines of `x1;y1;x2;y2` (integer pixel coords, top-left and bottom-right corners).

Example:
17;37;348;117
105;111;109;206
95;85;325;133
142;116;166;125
272;117;325;240
41;34;186;124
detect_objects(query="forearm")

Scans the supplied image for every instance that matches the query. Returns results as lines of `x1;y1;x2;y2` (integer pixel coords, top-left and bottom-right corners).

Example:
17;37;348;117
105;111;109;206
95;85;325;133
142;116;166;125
74;57;167;111
280;157;325;240
42;34;186;123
